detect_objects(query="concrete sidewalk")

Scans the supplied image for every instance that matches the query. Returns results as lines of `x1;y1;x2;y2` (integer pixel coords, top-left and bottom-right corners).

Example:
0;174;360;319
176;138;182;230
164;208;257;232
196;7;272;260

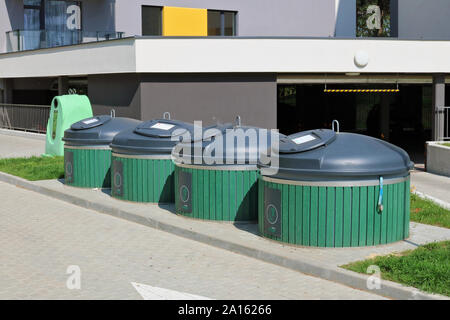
411;169;450;209
0;171;448;300
0;129;45;158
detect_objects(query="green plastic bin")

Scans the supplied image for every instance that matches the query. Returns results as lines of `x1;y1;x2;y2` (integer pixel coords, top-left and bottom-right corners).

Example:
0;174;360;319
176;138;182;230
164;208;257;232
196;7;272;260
173;121;273;222
110;115;194;203
258;129;414;247
45;94;93;156
63;114;141;188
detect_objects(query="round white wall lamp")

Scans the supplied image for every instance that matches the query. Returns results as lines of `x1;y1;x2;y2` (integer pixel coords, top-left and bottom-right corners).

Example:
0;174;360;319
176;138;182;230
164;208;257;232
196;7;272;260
354;50;369;68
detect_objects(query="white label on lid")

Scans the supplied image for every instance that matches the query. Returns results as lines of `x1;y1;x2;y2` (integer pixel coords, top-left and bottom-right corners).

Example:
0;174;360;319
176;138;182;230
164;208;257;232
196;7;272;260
292;134;316;145
151;123;175;130
83;118;98;125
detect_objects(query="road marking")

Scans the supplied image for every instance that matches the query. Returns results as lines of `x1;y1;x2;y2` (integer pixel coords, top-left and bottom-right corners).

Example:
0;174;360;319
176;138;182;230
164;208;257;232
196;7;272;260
131;282;212;300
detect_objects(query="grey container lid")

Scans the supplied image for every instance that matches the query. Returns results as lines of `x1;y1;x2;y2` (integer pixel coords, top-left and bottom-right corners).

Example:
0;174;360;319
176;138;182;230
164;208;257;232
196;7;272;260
172;123;276;167
260;129;414;181
110;118;196;156
63;115;142;146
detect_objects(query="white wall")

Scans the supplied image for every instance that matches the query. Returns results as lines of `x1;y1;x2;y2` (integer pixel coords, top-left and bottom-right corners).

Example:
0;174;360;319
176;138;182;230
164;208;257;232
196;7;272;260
3;37;450;78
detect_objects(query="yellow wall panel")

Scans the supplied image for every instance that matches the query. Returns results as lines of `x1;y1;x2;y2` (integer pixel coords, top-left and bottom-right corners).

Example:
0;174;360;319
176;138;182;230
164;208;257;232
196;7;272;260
162;6;207;36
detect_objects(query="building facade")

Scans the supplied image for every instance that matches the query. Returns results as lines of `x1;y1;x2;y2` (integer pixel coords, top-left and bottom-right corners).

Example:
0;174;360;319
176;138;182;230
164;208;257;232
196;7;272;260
1;0;450;162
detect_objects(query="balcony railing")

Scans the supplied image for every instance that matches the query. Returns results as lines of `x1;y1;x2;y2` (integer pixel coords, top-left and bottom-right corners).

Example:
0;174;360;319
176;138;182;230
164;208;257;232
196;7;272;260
0;103;50;133
6;30;124;52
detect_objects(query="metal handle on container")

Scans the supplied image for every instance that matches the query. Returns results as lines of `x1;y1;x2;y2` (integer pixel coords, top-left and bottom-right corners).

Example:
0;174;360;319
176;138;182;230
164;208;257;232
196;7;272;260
235;115;242;128
332;120;340;133
163;112;171;120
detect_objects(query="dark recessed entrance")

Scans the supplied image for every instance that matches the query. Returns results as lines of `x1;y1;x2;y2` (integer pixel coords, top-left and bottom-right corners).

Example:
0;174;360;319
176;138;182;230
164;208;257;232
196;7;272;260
277;84;434;164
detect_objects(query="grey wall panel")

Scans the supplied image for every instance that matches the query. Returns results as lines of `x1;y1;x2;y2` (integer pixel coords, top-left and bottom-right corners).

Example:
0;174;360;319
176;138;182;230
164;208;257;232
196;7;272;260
88;74;142;119
398;0;450;40
139;74;277;129
80;0;116;33
115;0;336;37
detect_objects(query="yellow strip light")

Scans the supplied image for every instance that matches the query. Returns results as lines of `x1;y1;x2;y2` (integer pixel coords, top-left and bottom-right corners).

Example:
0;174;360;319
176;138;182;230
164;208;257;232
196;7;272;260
324;89;400;93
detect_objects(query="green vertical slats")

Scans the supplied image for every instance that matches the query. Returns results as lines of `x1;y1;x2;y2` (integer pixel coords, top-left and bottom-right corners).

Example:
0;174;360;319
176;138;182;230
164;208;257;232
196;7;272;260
235;171;243;220
259;178;410;248
245;171;252;221
295;185;303;245
111;157;175;203
288;185;296;244
405;179;411;238
342;187;352;247
351;187;360;247
398;181;405;239
359;187;368;246
302;186;310;246
318;187;327;247
366;186;375;246
392;183;399;241
137;159;143;202
387;184;394;243
194;167;200;218
222;171;230;221
217;170;223;221
373;185;382;245
210;170;216;220
280;184;288;242
142;158;148;202
229;171;237;221
380;183;388;244
310;186;319;246
176;167;258;222
66;148;111;188
334;187;344;247
258;176;263;235
203;169;210;219
84;149;90;187
326;187;335;247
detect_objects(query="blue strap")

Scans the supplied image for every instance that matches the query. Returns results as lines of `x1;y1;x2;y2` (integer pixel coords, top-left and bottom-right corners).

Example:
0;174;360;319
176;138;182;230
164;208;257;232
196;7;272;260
378;176;384;212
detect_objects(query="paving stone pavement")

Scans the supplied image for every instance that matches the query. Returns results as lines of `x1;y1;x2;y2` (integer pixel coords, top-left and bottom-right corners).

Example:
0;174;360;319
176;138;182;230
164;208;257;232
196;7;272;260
0;181;386;300
0;131;45;158
411;169;450;207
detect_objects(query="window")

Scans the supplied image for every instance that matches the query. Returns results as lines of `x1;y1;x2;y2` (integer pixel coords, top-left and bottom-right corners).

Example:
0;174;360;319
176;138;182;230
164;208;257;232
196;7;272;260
207;10;236;36
23;0;82;49
142;6;162;36
24;0;44;30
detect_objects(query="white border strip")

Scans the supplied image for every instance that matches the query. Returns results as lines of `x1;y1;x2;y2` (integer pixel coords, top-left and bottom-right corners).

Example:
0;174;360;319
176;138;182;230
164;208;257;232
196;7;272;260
262;175;410;187
174;162;258;171
112;152;172;160
64;145;111;150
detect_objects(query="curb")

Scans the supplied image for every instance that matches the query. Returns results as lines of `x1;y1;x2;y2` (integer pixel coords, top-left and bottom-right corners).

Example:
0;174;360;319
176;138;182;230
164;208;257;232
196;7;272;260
0;128;46;141
0;171;447;301
412;190;450;211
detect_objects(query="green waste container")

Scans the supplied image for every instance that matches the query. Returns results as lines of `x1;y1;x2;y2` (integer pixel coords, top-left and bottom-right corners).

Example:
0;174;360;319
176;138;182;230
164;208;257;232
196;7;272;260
63;114;141;188
258;129;414;247
110;115;195;203
172;120;273;222
45;94;93;156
